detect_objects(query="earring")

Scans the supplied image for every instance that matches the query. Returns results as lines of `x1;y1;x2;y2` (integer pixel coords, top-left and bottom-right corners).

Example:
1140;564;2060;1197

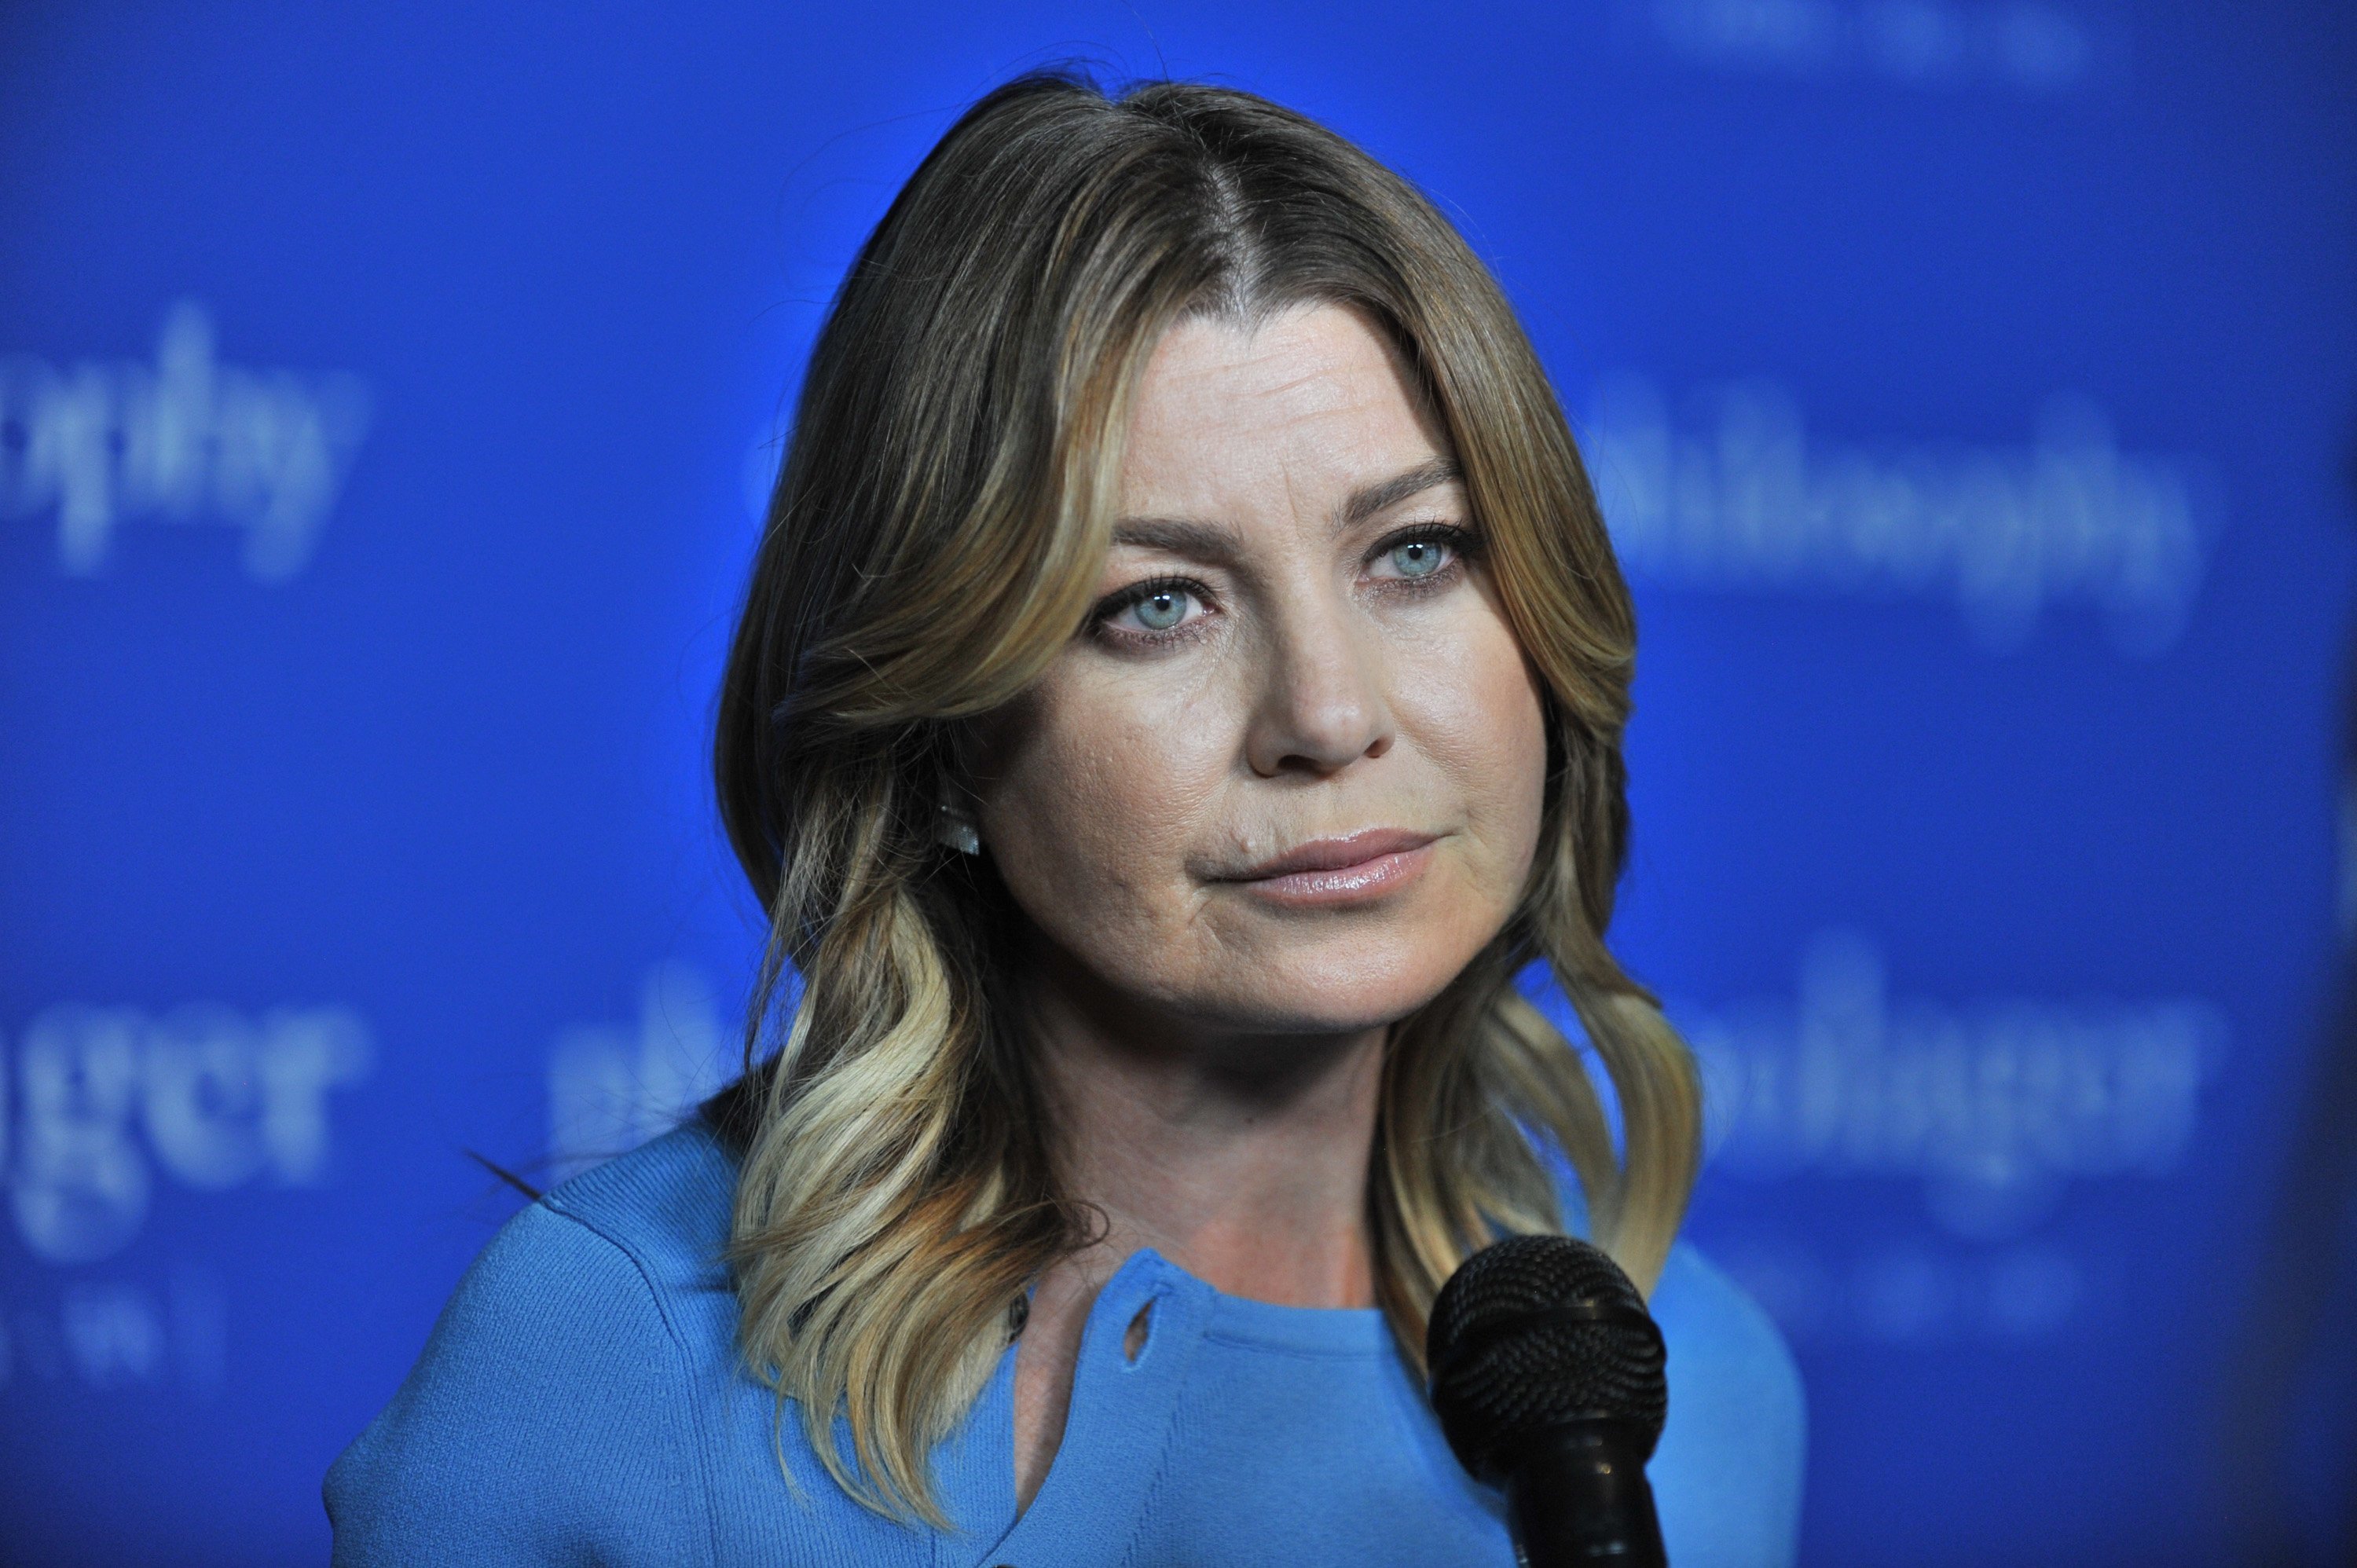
936;800;981;856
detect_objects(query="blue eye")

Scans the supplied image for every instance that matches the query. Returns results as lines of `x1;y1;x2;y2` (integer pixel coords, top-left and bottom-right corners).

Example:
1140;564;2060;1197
1090;574;1211;645
1387;537;1451;577
1102;581;1202;636
1131;587;1193;631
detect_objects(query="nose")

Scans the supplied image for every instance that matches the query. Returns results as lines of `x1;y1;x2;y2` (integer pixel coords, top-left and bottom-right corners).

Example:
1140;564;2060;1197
1242;592;1396;779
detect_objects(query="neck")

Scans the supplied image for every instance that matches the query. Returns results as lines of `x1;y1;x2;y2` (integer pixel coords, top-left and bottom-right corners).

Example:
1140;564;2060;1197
1024;944;1385;1310
1006;942;1388;1511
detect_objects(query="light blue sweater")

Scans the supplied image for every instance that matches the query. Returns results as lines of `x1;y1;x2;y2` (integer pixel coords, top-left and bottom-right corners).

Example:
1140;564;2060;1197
326;1122;1804;1566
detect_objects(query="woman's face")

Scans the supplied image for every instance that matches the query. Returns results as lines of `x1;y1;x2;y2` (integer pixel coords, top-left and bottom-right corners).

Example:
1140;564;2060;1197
972;301;1548;1043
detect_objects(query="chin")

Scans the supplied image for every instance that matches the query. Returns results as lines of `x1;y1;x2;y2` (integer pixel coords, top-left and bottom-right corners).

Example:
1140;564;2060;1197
1183;937;1478;1037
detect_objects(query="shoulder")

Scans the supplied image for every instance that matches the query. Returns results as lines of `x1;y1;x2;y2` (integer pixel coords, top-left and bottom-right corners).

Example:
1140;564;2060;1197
537;1116;741;1299
1545;1164;1805;1566
1647;1240;1808;1568
325;1123;742;1567
1648;1240;1805;1434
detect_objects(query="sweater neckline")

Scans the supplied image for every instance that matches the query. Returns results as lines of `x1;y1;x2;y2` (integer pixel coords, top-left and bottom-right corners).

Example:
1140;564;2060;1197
1124;1247;1396;1358
962;1246;1410;1563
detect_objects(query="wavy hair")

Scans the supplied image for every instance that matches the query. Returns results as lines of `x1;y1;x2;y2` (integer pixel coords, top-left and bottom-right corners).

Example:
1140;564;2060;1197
709;68;1701;1524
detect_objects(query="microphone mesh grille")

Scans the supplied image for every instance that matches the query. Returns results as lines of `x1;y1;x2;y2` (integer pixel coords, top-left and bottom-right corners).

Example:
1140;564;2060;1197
1424;1234;1669;1482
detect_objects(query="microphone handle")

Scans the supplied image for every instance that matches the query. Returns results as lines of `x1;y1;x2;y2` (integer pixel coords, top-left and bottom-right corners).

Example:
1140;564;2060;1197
1505;1421;1668;1568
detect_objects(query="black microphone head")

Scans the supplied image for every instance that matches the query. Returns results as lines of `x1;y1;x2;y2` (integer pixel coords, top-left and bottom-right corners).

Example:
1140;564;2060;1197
1424;1233;1668;1485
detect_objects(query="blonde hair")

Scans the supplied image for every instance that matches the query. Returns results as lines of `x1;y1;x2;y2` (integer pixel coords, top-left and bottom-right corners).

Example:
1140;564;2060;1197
710;68;1701;1524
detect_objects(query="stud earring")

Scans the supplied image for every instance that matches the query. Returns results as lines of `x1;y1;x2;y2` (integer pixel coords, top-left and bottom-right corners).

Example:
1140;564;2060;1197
937;800;981;856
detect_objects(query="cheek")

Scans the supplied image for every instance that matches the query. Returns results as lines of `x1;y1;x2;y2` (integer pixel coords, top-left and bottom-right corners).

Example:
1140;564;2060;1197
1401;606;1550;896
974;669;1231;957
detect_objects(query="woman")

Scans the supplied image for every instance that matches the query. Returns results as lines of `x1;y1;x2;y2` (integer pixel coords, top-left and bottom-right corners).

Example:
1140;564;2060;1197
328;69;1805;1566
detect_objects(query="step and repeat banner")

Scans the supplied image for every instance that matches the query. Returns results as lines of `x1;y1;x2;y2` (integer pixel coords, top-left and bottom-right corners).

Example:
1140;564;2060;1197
2;3;2351;1564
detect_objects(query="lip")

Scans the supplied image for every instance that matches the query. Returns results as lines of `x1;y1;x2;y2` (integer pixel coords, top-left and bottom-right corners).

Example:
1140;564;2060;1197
1218;828;1439;908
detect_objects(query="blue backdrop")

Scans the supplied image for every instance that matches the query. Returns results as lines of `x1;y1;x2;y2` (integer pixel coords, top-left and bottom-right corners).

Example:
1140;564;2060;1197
3;3;2352;1563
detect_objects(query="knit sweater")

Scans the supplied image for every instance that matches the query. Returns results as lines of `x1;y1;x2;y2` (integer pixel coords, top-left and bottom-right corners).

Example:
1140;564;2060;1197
325;1121;1805;1566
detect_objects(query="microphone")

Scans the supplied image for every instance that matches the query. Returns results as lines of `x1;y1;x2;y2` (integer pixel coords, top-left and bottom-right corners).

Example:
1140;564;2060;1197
1426;1234;1670;1567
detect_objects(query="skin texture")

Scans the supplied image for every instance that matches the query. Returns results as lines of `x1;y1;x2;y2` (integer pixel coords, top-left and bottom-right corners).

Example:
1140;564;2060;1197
968;301;1550;1511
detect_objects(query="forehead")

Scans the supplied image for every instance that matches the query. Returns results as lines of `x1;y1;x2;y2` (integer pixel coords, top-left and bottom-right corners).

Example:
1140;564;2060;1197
1118;302;1453;508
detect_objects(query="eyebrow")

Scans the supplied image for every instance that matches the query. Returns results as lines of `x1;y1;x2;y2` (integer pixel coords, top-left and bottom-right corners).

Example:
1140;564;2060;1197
1109;456;1465;559
1109;516;1246;560
1336;456;1463;533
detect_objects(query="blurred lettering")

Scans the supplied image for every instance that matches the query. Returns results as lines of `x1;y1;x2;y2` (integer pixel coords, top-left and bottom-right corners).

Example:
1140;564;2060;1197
1712;1237;2088;1343
546;965;731;1185
1;1272;227;1396
5;1004;372;1265
1588;378;2212;654
1685;931;2223;1237
0;301;370;580
1645;0;2099;91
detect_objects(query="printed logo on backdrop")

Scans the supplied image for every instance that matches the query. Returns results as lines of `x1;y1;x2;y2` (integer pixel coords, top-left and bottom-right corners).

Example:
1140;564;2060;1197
1679;932;2224;1344
1585;377;2215;654
0;300;370;580
1;1002;372;1395
1633;0;2110;93
546;965;735;1186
